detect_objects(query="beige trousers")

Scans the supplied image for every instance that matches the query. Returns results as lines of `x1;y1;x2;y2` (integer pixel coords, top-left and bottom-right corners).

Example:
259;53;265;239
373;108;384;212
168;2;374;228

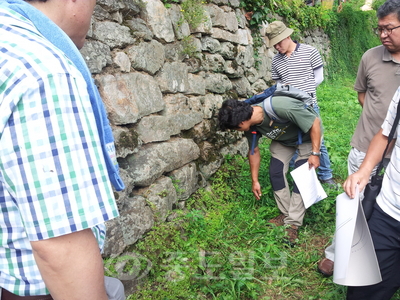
269;141;312;226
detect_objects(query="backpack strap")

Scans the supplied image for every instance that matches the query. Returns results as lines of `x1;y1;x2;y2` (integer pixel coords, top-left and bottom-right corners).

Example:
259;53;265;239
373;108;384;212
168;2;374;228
250;127;258;155
263;96;288;123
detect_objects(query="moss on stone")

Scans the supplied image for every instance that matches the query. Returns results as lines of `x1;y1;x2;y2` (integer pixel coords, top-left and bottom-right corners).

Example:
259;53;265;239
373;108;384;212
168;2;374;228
117;128;139;149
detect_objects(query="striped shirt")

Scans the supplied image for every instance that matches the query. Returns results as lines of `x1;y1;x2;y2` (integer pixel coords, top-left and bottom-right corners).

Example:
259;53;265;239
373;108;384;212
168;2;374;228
377;86;400;222
271;42;324;105
0;7;118;296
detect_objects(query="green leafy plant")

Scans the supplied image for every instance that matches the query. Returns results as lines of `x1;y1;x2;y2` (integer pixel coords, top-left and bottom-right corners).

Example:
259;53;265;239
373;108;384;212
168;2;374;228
180;0;207;30
181;35;199;58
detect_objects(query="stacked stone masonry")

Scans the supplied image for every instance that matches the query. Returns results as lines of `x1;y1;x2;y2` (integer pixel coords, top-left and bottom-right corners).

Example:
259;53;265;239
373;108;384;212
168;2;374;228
81;0;330;258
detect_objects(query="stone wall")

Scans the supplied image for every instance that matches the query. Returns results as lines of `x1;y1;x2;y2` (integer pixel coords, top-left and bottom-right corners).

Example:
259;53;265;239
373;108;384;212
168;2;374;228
82;0;331;258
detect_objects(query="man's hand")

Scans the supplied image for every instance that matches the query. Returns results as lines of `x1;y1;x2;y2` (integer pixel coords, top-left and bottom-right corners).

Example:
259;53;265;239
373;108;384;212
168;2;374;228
343;170;370;199
248;147;262;200
343;128;392;199
252;181;262;200
308;155;320;169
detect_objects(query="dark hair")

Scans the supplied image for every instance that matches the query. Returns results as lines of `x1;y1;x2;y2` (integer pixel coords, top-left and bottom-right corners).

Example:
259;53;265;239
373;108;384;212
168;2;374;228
377;0;400;21
24;0;48;2
217;99;253;131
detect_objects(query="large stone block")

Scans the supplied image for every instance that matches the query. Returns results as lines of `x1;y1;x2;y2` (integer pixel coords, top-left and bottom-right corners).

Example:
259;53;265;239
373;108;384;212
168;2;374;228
103;195;154;257
165;43;186;62
134;176;177;221
235;44;255;68
211;27;239;44
163;94;203;130
140;0;175;43
230;0;241;9
168;4;191;40
211;28;251;45
205;73;233;94
135;115;173;144
202;94;224;119
235;8;246;29
92;21;135;48
220;137;249;157
201;53;226;73
251;79;269;95
80;40;112;74
169;163;199;200
237;28;252;45
225;60;244;78
180;118;217;144
201;36;221;54
190;9;212;34
134;97;203;143
220;42;236;59
125;18;154;41
113;126;141;159
156;62;190;93
245;67;262;84
187;73;206;95
199;157;224;180
113;51;131;73
231;77;252;98
96;72;164;125
207;5;238;33
120;138;200;187
127;40;165;75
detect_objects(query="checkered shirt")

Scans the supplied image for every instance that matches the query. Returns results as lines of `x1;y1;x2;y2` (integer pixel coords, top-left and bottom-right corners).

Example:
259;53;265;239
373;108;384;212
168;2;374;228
0;7;119;296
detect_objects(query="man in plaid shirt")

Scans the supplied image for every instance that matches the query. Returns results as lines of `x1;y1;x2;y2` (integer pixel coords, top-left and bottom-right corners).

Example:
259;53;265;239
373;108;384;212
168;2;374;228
0;0;124;299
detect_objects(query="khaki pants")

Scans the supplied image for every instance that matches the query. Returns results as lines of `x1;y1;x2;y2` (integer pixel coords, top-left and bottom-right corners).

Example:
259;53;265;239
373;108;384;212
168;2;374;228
269;141;312;226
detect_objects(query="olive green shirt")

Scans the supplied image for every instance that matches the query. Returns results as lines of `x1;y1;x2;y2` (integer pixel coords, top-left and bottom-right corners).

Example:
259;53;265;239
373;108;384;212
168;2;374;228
245;96;320;147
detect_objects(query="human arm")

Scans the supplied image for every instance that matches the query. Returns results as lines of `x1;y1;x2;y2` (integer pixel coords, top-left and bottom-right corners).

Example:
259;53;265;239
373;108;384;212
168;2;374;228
248;146;262;200
31;229;108;300
343;128;395;198
308;117;321;169
313;66;324;87
357;92;366;107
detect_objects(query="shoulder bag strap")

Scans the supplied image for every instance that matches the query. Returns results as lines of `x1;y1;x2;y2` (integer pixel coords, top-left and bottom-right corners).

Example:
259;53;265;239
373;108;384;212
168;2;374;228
373;100;400;183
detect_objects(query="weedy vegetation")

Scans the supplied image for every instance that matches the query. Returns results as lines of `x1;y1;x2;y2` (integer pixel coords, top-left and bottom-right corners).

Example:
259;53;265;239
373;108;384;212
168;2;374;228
103;0;399;298
112;78;367;299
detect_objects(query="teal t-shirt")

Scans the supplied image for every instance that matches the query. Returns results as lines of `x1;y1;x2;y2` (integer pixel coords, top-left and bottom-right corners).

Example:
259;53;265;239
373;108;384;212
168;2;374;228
244;96;320;147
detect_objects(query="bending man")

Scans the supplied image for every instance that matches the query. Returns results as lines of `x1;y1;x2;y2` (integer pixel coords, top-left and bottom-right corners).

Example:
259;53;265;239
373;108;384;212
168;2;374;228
218;97;321;244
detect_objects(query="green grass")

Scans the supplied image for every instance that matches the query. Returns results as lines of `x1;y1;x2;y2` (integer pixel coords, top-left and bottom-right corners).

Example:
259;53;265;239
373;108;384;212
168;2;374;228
112;77;381;299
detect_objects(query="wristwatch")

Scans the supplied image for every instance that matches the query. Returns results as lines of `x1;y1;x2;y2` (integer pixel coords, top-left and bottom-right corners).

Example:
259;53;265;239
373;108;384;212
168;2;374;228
311;151;321;156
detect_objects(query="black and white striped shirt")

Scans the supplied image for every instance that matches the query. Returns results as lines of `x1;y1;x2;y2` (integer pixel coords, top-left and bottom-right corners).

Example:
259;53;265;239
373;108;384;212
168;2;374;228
271;43;323;105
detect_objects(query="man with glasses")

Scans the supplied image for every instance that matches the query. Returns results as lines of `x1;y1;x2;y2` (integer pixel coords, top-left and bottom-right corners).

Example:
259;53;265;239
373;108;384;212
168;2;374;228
317;0;400;290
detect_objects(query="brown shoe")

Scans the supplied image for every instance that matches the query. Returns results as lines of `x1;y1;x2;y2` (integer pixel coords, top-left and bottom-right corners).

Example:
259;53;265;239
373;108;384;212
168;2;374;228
268;214;286;226
317;258;334;277
285;224;298;245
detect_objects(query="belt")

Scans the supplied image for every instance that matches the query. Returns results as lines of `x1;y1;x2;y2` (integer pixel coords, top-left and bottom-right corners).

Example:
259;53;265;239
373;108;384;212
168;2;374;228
1;289;53;300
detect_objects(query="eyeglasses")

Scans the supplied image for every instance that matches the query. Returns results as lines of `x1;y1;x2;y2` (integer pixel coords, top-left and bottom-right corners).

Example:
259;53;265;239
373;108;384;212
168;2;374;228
374;24;400;36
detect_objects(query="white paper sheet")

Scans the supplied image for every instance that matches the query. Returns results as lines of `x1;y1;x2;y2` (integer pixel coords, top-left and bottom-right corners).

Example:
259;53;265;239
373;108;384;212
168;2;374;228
333;187;382;286
290;162;327;209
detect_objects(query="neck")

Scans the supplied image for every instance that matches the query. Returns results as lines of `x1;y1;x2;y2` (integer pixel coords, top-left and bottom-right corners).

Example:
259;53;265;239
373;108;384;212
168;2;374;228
285;40;297;57
391;50;400;62
251;106;264;125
